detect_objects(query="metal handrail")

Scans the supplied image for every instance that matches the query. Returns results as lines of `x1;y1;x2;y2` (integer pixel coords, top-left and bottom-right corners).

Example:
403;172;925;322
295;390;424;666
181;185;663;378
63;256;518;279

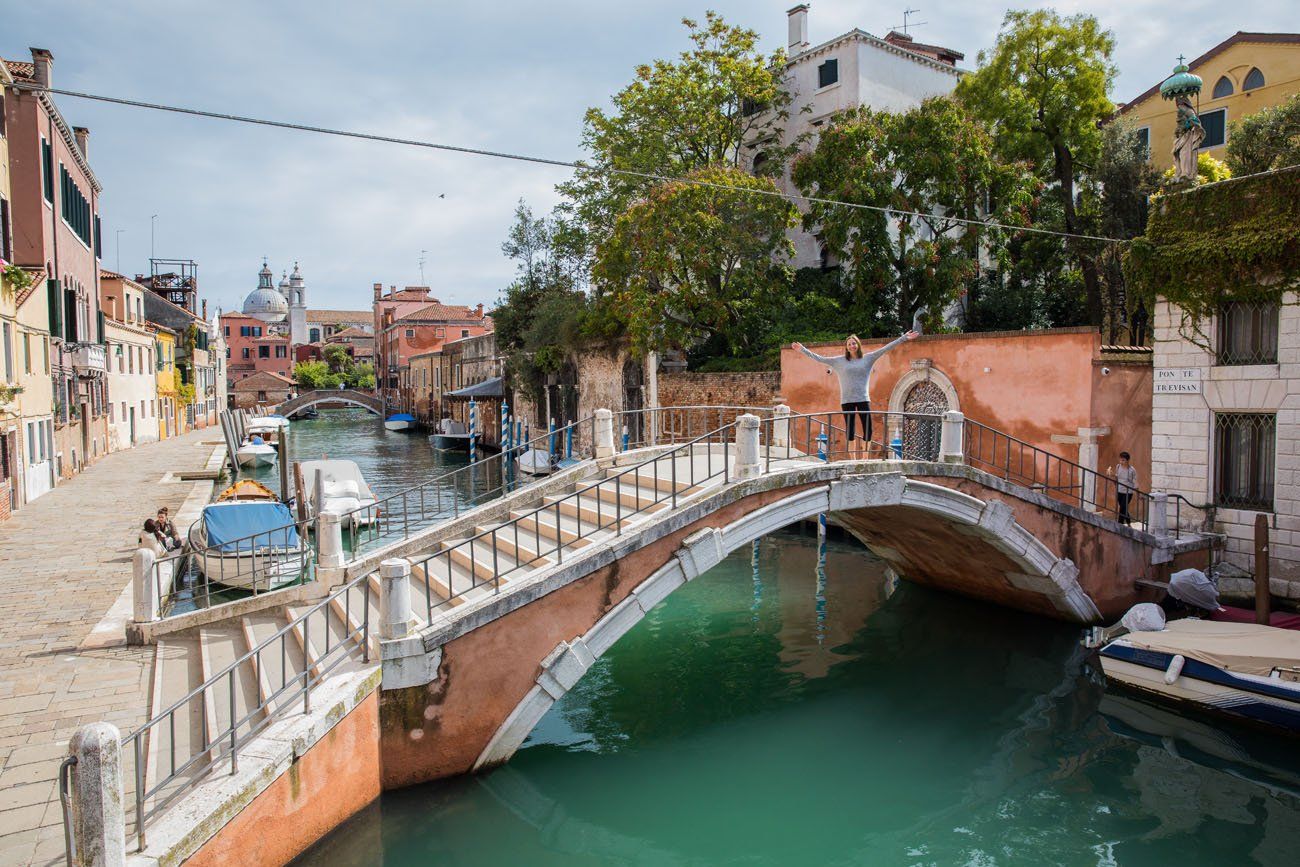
121;573;371;851
59;755;77;866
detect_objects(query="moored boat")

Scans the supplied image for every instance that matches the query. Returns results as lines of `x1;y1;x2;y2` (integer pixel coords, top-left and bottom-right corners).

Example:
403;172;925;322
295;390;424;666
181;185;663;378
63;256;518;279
216;479;279;502
516;448;554;476
187;500;307;591
430;417;474;451
235;437;277;468
299;458;379;529
1096;607;1300;736
384;413;416;432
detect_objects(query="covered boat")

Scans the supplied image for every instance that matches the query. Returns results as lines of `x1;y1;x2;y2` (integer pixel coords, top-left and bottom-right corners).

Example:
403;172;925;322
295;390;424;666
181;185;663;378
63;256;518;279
430;417;474;452
516;448;554;476
247;415;290;449
384;413;417;432
299;459;379;529
187;501;306;591
1097;611;1300;735
235;436;276;468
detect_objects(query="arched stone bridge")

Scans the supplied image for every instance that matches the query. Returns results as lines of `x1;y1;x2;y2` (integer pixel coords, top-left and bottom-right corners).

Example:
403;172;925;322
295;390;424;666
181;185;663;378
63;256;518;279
367;411;1213;790
278;388;382;417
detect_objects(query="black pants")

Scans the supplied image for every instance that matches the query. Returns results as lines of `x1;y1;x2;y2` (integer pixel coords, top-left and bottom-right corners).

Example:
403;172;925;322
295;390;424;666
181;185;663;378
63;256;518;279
1116;492;1133;525
841;401;871;443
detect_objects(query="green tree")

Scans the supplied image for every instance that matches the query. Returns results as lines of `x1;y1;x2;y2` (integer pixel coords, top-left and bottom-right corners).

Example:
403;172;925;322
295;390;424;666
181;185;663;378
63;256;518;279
792;97;1032;332
322;343;351;373
292;360;338;390
592;165;795;355
957;9;1117;326
1226;93;1300;175
559;12;794;240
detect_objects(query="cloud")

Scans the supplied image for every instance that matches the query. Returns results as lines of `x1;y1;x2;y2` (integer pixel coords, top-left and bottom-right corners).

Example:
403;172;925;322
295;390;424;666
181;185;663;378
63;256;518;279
5;0;1294;313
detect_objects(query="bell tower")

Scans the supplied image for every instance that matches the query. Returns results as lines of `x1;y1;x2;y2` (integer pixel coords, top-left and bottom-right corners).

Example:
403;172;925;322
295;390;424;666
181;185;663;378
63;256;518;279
288;262;308;346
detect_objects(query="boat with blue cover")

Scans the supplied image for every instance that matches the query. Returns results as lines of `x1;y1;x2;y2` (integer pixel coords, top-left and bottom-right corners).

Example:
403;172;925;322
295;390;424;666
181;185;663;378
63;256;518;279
384;413;416;432
187;500;307;591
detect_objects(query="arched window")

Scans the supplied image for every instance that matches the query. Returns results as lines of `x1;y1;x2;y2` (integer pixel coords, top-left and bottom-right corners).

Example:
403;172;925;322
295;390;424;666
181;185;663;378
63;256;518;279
1243;67;1265;90
751;151;769;175
1212;76;1234;99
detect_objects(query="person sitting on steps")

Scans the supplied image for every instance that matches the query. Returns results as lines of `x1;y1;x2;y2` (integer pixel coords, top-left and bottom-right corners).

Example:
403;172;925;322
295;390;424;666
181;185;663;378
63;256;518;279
793;331;919;459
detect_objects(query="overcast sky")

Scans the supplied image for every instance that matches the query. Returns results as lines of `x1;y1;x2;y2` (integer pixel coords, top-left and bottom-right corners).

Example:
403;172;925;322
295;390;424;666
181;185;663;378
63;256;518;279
4;1;1293;315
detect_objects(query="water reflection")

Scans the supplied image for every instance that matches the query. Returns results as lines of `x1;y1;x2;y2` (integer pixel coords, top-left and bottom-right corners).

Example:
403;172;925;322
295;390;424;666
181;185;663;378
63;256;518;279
298;529;1300;867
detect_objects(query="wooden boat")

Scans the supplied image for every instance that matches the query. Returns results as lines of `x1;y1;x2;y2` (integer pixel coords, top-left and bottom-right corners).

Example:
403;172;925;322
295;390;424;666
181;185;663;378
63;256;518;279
216;479;278;502
1097;609;1300;736
235;437;276;468
187;500;306;591
384;413;416;432
430;417;474;451
299;459;378;529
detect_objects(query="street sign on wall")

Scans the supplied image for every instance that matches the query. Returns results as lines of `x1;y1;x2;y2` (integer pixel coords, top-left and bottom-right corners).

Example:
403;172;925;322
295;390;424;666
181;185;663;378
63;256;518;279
1154;368;1203;394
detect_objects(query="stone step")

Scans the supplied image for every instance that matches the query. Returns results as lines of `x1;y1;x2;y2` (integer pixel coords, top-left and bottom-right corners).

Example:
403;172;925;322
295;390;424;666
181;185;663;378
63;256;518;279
240;611;308;717
197;622;263;747
142;634;207;811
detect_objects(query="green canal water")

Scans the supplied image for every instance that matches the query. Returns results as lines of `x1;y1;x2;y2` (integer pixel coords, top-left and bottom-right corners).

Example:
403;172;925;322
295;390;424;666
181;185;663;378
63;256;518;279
287;411;1300;865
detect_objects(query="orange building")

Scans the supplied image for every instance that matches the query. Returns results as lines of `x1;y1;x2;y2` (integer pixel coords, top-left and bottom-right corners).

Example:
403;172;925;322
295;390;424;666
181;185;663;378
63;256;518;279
372;283;490;410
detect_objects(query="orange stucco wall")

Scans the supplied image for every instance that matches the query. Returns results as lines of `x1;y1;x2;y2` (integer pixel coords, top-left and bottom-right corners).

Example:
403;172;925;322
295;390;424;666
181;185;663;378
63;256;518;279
780;328;1152;484
184;690;381;867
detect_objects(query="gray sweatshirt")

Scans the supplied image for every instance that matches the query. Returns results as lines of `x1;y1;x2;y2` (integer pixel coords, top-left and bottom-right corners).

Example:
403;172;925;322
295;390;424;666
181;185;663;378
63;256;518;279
798;335;908;404
1115;464;1138;494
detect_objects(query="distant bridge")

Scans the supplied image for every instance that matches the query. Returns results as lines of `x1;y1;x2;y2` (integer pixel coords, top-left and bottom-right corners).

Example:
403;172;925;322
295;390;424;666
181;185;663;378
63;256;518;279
278;388;382;417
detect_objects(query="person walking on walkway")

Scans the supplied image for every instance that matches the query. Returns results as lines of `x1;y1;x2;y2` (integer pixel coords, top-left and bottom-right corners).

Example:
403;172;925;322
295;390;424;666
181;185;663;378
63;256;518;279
793;331;918;458
1108;452;1138;525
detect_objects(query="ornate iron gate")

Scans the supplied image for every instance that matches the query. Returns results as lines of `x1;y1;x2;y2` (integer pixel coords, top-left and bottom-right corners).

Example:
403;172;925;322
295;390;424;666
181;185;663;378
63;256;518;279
902;381;948;461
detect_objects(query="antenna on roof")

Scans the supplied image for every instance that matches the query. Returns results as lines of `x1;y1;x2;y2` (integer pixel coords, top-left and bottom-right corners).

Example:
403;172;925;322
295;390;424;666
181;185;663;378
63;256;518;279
892;8;927;35
419;250;428;286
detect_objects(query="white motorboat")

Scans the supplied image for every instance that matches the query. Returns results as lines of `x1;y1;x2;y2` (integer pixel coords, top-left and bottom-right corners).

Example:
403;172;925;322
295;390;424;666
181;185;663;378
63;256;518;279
299;459;379;529
516;448;554;476
187;500;306;591
246;415;289;449
1095;605;1300;736
384;414;416;432
236;437;277;468
430;417;475;451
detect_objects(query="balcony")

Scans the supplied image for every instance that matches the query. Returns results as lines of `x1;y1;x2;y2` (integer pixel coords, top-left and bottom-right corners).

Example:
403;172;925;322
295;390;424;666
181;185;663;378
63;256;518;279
71;343;107;375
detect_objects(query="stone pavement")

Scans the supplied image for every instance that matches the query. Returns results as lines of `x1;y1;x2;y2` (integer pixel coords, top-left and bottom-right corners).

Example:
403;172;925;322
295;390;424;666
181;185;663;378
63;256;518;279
0;428;223;867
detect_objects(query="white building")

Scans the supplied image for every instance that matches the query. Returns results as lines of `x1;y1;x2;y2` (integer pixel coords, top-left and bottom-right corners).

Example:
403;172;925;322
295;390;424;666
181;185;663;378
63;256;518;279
752;6;965;268
100;272;161;450
1151;294;1300;600
286;264;308;346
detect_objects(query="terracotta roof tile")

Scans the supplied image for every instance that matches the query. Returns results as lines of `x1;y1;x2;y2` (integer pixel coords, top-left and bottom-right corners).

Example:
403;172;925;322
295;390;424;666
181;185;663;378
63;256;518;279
306;309;372;323
398;302;485;322
2;59;35;82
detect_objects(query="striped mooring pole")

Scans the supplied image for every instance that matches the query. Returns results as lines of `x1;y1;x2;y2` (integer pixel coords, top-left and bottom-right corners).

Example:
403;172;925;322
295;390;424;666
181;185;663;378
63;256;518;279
469;399;478;464
500;401;510;455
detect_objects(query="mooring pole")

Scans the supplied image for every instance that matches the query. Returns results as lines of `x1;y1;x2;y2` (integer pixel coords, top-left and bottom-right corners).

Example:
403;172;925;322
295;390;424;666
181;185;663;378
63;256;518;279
1255;513;1271;625
279;422;292;503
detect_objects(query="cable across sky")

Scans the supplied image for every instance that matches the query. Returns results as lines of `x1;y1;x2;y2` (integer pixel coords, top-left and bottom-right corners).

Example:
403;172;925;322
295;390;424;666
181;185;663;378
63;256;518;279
16;82;1126;244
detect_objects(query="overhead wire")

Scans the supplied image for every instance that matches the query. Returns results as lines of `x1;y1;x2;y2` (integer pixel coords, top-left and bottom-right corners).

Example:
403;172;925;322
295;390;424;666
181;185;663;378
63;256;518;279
14;82;1125;244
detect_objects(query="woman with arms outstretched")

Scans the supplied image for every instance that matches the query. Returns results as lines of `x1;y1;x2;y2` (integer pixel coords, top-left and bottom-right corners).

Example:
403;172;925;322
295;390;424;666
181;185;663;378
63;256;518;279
792;331;918;457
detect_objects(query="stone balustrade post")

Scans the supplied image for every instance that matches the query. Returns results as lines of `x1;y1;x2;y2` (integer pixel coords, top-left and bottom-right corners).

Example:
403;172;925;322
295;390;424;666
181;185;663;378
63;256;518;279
939;410;965;464
68;723;126;867
594;408;615;459
317;512;344;570
1149;492;1169;539
380;558;413;640
772;404;791;448
734;413;762;479
132;547;157;624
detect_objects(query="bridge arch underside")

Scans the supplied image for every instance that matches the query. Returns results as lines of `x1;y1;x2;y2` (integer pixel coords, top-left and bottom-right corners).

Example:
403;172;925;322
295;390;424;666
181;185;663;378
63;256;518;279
378;468;1185;790
281;392;381;417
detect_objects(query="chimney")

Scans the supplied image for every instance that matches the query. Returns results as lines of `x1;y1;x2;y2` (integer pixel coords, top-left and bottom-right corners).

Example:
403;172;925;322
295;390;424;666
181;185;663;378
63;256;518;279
787;5;810;55
475;303;484;318
202;299;208;319
373;282;383;302
72;127;89;159
29;47;53;89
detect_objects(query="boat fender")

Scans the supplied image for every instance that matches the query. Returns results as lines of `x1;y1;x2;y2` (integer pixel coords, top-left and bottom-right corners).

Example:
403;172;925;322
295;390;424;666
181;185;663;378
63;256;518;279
1164;654;1186;685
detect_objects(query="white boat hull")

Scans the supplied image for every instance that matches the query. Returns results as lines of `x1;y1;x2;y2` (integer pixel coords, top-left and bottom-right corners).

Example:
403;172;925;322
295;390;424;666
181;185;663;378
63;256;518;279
385;420;415;431
236;446;276;468
187;514;306;592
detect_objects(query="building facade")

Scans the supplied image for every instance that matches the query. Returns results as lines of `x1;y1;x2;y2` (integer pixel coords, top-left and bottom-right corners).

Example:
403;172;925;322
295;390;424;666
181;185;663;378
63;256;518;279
100;271;160;449
1117;32;1300;169
752;6;965;268
231;370;294;409
153;326;179;439
221;312;292;388
373;283;490;408
4;48;109;479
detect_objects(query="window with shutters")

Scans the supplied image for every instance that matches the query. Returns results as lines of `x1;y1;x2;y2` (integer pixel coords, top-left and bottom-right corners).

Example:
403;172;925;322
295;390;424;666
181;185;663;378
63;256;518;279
0;196;11;261
242;347;250;359
1201;109;1227;147
42;139;54;203
258;345;270;359
275;345;286;358
59;165;93;247
817;58;839;88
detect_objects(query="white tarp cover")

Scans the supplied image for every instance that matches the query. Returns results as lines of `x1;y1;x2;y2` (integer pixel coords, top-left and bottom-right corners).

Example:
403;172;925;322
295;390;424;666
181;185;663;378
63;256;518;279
1121;619;1300;677
1168;568;1221;611
1120;603;1166;634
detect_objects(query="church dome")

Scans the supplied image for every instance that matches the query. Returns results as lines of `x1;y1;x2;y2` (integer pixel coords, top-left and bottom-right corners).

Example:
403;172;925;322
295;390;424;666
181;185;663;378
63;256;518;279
243;260;289;322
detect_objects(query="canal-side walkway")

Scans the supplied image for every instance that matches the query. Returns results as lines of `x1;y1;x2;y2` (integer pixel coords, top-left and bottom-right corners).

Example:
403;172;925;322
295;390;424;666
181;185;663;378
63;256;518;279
0;428;223;867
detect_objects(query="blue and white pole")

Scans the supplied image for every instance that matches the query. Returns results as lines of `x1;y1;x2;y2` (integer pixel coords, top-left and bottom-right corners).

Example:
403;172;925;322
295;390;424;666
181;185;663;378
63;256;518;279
817;423;828;540
565;422;574;460
469;399;478;464
548;418;557;463
500;401;510;455
622;424;630;453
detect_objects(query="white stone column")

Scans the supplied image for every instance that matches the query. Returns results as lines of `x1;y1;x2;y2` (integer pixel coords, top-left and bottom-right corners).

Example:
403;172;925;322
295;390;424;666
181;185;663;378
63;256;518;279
734;413;761;479
939;410;965;464
1149;492;1169;538
380;558;413;640
1079;441;1100;512
68;723;125;867
772;404;791;448
131;547;157;624
317;512;344;569
594;408;615;459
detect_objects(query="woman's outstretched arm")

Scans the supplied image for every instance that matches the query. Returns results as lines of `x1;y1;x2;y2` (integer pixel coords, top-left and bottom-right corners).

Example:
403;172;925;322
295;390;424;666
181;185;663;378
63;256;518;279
863;330;919;362
792;341;840;365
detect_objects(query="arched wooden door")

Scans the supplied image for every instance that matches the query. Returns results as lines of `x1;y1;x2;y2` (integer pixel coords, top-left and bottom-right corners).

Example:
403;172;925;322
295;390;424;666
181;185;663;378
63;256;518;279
901;381;948;461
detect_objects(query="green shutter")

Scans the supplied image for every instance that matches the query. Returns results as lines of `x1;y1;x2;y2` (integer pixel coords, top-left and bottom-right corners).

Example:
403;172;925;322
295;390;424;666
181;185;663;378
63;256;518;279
97;309;105;344
64;289;78;343
46;280;62;339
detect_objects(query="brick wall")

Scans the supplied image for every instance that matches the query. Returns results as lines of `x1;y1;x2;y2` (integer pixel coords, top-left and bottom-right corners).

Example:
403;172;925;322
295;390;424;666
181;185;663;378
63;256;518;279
657;371;781;409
